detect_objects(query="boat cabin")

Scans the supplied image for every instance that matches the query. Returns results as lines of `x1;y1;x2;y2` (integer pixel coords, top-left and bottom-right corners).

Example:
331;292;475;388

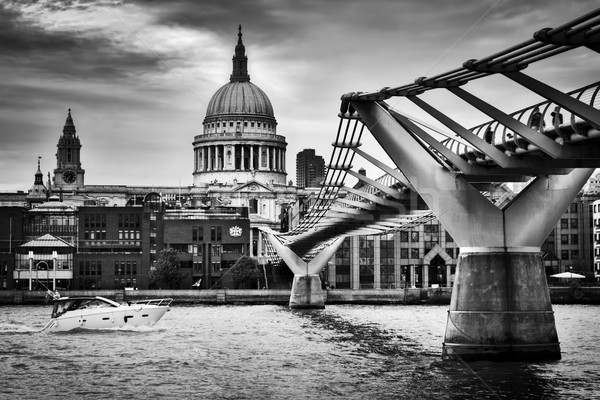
51;296;120;318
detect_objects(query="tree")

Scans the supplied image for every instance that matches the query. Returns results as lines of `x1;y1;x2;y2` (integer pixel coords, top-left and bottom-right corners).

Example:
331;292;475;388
150;248;184;289
231;255;260;289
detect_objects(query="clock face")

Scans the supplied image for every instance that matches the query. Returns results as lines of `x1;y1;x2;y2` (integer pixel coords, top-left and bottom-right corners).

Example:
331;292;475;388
62;170;76;184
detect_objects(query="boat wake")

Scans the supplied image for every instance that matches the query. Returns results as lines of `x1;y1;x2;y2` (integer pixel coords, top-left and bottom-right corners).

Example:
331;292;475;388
0;323;39;334
46;325;165;335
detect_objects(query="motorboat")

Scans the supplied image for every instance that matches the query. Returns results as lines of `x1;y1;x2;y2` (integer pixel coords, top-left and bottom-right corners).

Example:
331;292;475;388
41;291;172;332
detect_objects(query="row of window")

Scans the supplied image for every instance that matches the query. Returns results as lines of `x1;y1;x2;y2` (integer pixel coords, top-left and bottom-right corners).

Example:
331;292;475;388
560;218;579;229
334;264;452;289
78;260;138;276
399;231;454;243
207;121;274;130
191;226;222;242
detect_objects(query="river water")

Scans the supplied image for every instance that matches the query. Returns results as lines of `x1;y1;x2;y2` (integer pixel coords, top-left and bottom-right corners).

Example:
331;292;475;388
1;304;599;399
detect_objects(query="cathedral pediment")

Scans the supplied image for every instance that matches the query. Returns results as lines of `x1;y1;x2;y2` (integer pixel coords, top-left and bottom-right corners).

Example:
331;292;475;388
233;180;274;193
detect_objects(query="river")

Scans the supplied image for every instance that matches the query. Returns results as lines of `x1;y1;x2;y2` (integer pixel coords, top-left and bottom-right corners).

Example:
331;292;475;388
1;304;599;399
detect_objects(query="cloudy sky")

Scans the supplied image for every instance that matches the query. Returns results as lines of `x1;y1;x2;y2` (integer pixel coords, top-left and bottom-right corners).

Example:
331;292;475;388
1;0;598;191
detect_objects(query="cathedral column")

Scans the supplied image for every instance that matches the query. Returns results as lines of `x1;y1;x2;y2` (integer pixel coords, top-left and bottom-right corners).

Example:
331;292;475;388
259;145;263;170
276;148;281;171
267;147;272;171
214;145;219;171
208;146;213;170
250;144;254;170
241;146;245;170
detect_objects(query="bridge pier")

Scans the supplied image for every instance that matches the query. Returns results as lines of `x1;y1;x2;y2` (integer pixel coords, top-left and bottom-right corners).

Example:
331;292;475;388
350;99;595;361
443;248;559;361
289;274;325;309
263;232;342;309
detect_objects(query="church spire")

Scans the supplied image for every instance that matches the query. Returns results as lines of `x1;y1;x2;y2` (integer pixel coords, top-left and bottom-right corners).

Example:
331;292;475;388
34;156;43;185
230;25;250;82
63;108;76;137
27;156;47;203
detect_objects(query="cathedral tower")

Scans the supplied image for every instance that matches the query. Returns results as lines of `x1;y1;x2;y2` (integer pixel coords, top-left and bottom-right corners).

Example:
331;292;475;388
192;26;287;186
53;108;85;188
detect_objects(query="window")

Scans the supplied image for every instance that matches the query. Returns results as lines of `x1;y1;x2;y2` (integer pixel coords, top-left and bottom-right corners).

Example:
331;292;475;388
561;250;569;260
561;219;569;229
380;239;395;288
83;213;106;240
445;231;454;243
411;248;420;259
561;234;569;244
571;219;578;229
193;227;203;241
570;203;578;213
571;250;579;259
411;232;419;242
193;261;202;274
424;224;439;233
335;238;351;289
571;234;579;245
249;199;258;214
400;248;409;259
400;231;408;242
210;226;222;241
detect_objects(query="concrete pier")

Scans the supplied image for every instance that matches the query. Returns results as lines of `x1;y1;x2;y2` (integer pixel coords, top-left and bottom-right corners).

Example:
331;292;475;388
289;274;325;309
443;249;560;361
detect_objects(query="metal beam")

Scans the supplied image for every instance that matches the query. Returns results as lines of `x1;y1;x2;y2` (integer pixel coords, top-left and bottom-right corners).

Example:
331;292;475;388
407;95;513;167
345;169;403;199
503;71;600;127
447;86;563;158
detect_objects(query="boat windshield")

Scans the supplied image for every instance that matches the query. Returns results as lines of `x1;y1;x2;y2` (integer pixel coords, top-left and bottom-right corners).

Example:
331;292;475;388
51;298;118;318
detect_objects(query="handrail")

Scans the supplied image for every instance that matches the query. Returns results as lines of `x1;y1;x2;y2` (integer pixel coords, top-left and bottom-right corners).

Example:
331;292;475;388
131;298;173;307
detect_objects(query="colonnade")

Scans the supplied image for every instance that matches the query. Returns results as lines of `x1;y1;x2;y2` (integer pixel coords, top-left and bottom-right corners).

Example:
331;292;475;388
194;144;286;173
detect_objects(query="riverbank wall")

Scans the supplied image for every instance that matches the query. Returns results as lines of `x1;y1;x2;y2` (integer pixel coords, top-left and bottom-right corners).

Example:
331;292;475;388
2;286;600;306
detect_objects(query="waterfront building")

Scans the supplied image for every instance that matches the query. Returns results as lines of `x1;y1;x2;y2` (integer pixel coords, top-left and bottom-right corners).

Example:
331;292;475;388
1;194;252;291
296;149;325;189
324;170;600;289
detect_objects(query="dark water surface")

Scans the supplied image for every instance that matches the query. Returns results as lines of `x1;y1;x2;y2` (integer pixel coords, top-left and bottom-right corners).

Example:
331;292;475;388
1;304;599;399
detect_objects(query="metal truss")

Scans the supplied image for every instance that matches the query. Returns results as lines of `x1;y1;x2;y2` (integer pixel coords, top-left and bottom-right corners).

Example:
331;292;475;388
263;8;600;262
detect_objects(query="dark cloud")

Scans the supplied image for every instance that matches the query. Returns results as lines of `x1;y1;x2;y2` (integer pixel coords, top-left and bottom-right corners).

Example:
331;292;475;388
0;2;174;81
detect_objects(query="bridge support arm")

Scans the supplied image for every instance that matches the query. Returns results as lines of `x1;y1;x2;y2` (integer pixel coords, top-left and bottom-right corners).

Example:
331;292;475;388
350;100;503;247
264;233;344;309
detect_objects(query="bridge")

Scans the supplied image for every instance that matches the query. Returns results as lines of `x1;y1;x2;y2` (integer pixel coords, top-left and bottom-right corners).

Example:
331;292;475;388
263;9;600;361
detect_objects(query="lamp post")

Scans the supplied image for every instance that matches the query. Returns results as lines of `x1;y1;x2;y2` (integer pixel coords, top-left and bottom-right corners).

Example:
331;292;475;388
52;251;57;291
260;253;268;289
28;251;33;291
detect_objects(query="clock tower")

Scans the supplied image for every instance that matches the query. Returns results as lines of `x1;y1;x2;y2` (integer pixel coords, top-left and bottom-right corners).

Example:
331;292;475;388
53;108;85;188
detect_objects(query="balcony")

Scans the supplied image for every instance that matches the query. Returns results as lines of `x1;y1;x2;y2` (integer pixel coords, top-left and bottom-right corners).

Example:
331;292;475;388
13;269;73;280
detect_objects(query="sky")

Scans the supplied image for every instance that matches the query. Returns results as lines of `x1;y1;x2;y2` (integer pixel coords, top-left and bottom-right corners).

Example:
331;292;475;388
1;0;598;191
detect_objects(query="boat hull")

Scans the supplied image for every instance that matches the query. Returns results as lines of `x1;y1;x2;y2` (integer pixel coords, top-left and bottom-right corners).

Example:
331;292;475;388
45;305;170;332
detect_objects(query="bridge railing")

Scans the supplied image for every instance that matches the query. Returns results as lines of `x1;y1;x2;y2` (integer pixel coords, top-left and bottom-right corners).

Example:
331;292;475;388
443;81;600;162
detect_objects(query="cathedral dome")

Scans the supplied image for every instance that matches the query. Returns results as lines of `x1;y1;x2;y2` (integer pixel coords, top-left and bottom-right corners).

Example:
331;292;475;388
206;81;274;118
